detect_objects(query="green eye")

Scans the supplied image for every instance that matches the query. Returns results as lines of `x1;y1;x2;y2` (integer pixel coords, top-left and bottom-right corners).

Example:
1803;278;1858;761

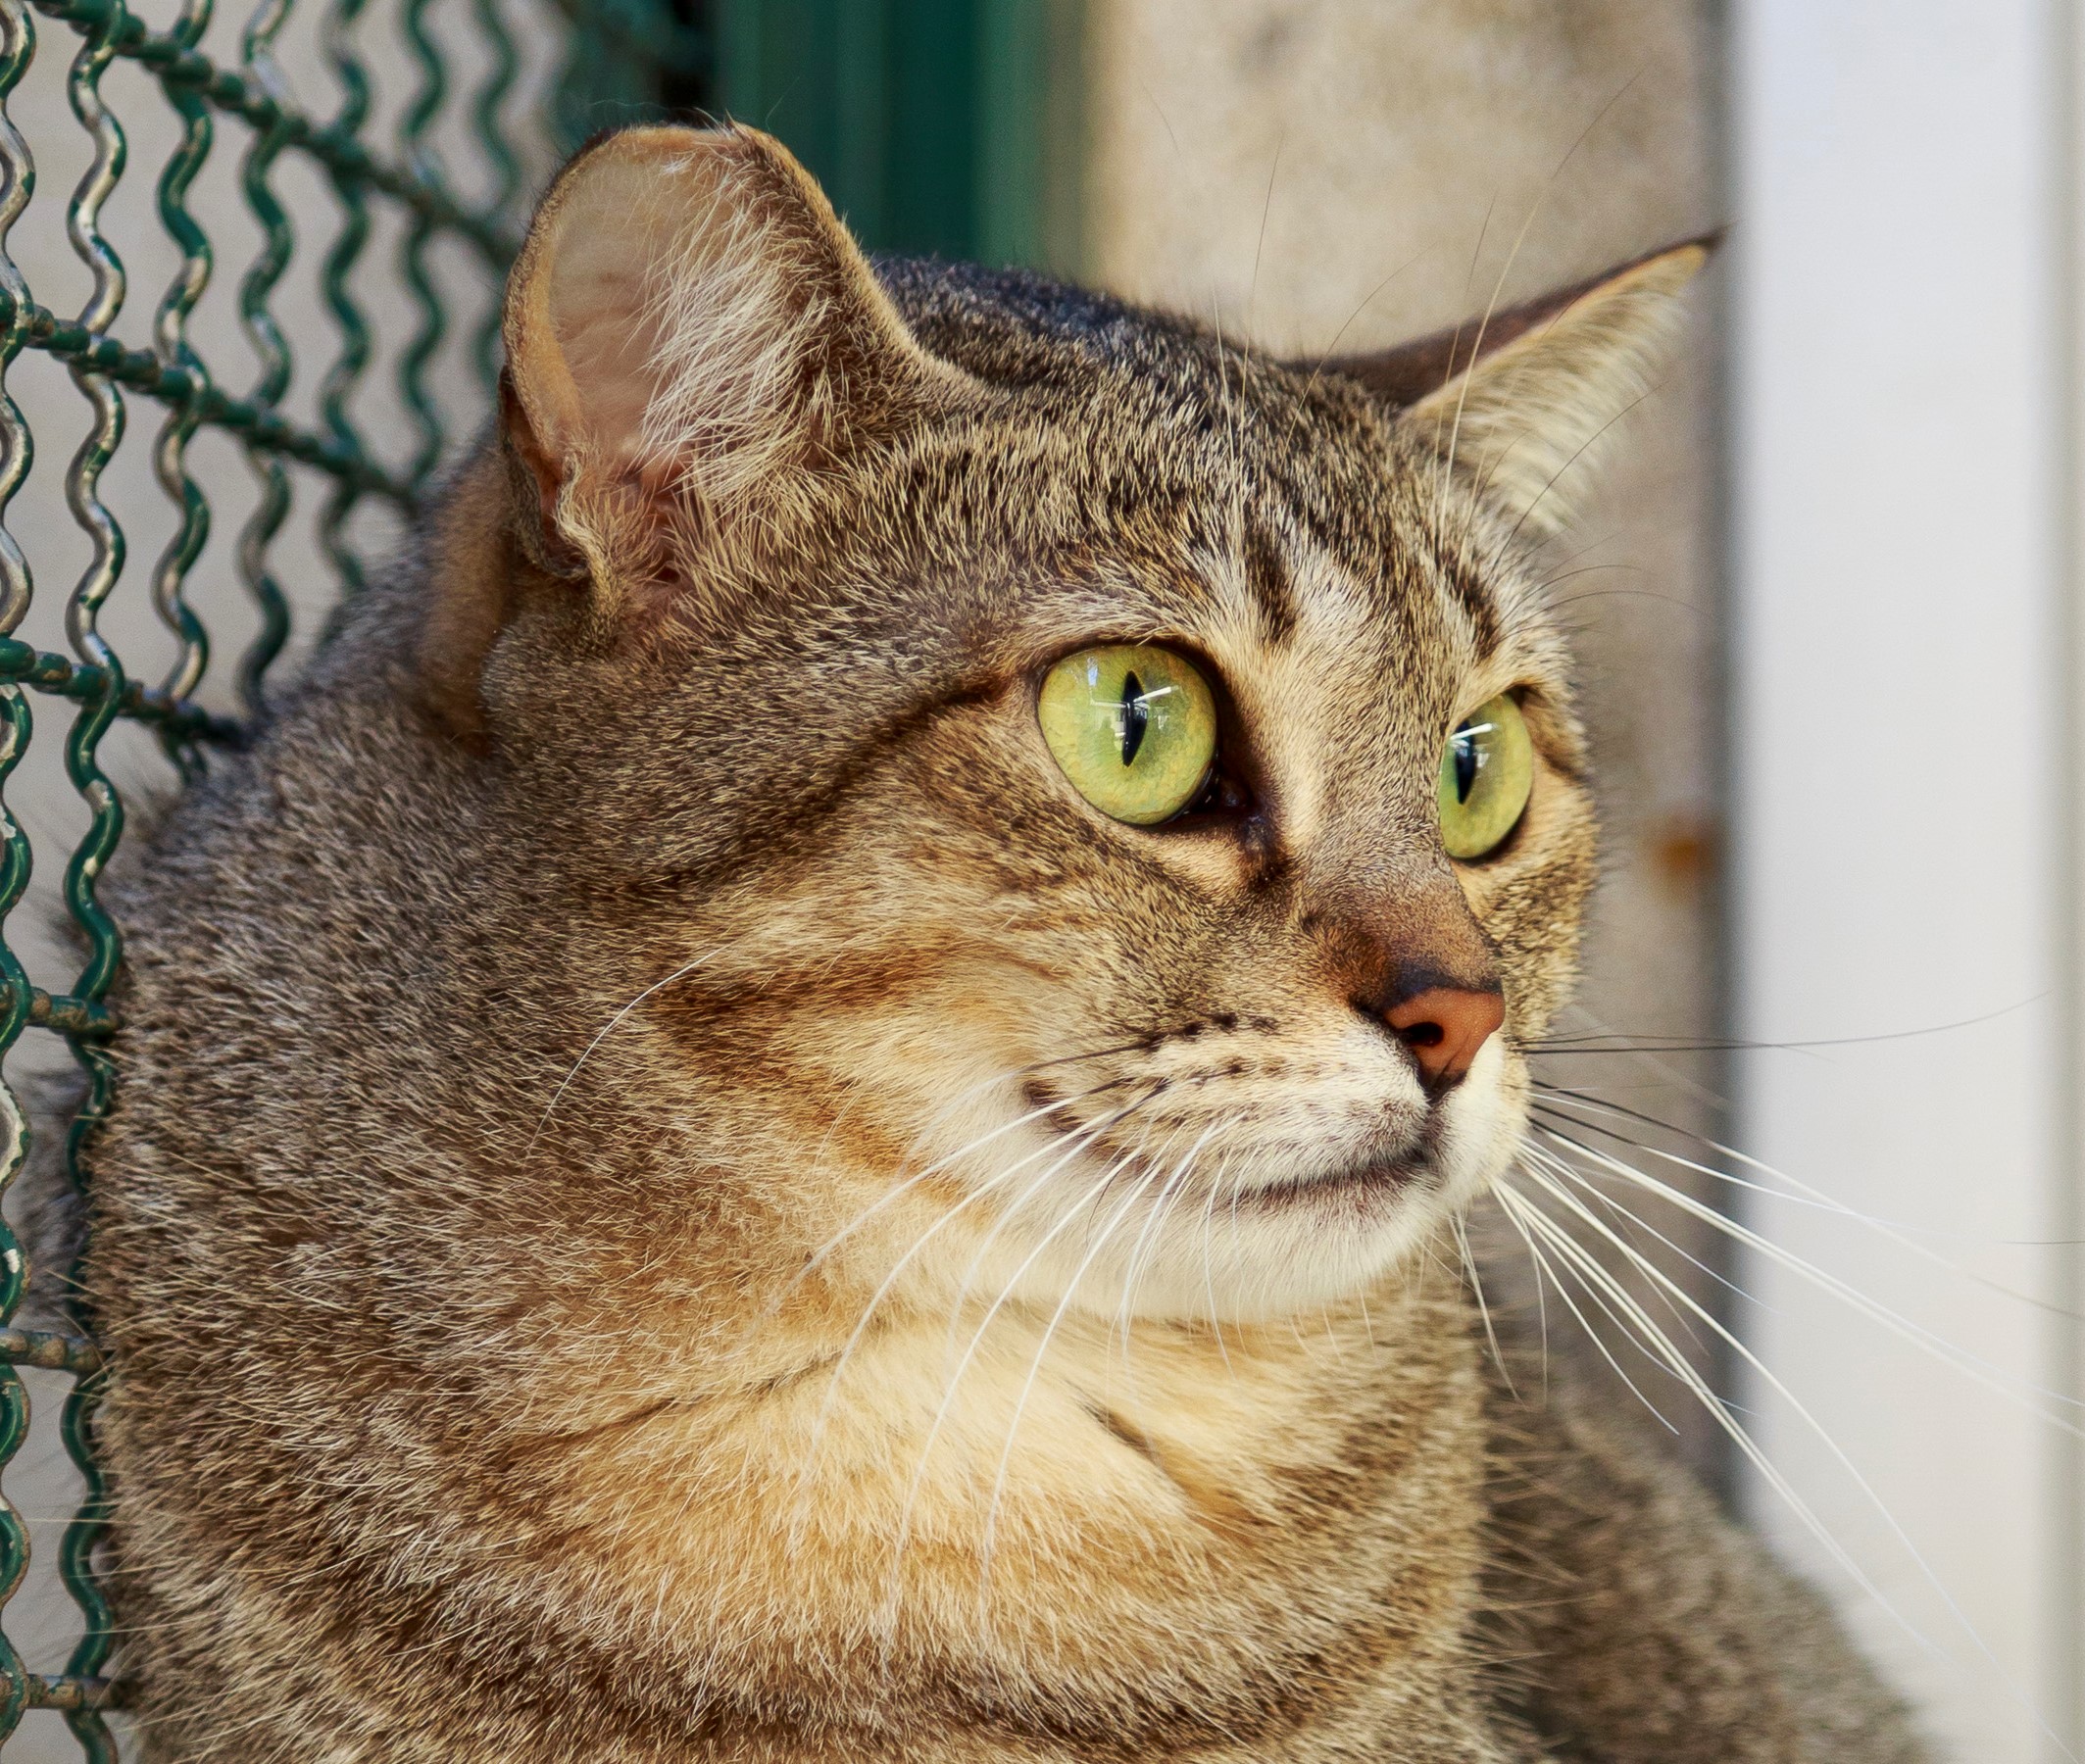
1438;694;1534;860
1038;645;1218;826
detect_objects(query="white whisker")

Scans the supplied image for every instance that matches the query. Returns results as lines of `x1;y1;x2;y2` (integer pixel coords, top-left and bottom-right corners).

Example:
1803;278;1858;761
1498;1181;1887;1595
1198;1148;1237;1377
1495;1184;1683;1435
1498;1168;2016;1690
975;1163;1167;1592
1536;1086;2079;1315
795;1087;1163;1515
1521;1143;1725;1357
883;1147;1164;1615
1112;1122;1221;1382
1526;1124;2085;1428
792;1074;1137;1285
527;949;729;1151
1455;1210;1514;1398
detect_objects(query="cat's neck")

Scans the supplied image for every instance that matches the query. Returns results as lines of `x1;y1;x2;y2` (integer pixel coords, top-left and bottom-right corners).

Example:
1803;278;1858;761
527;1252;1495;1738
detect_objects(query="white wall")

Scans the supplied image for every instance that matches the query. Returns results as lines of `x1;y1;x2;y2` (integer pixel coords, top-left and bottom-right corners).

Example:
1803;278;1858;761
1731;3;2072;1755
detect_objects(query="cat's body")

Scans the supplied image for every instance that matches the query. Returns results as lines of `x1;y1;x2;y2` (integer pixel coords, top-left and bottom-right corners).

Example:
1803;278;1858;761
68;127;1928;1759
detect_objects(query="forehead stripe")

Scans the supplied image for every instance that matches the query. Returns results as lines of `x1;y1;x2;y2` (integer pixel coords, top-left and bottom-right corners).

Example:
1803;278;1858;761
1442;556;1502;659
1242;513;1299;646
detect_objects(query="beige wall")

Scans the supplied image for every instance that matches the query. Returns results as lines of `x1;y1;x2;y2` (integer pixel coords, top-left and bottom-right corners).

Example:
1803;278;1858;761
1080;0;1728;1472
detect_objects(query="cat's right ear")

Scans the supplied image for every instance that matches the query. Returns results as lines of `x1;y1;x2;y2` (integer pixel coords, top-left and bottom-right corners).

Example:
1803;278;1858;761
1316;237;1713;537
496;123;959;607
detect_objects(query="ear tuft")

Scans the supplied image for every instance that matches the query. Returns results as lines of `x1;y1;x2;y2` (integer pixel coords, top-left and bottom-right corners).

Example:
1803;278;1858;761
501;124;948;587
1322;237;1713;538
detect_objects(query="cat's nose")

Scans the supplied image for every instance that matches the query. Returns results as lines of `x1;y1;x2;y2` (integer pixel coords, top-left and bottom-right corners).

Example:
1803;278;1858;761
1378;982;1505;1095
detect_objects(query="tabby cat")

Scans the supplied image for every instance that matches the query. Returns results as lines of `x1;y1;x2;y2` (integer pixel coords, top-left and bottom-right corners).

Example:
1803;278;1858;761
66;124;1928;1760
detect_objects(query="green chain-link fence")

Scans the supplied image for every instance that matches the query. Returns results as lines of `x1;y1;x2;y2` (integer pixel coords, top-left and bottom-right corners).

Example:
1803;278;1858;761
0;0;1068;1744
0;0;705;1751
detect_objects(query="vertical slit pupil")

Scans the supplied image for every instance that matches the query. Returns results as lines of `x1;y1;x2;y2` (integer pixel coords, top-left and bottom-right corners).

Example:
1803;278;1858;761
1119;670;1150;765
1454;725;1480;803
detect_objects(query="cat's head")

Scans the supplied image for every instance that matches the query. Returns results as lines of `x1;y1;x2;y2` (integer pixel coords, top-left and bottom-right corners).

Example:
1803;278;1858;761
446;125;1704;1328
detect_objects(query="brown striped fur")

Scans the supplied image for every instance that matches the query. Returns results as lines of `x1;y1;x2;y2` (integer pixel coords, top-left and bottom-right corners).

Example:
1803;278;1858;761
67;126;1925;1760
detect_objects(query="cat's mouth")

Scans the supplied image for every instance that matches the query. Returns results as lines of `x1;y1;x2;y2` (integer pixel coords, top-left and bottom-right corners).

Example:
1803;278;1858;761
983;1059;1514;1321
1231;1122;1448;1216
1046;1099;1448;1224
1012;1057;1464;1198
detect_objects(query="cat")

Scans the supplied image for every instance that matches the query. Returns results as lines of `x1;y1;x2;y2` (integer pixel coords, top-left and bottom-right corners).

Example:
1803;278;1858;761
59;122;1930;1760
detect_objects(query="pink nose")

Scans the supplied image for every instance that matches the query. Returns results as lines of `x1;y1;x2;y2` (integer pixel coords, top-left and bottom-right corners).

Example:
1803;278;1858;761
1380;985;1505;1095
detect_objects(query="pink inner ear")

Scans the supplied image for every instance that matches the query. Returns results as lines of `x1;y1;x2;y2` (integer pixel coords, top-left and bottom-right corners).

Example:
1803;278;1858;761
543;159;683;466
551;261;665;464
504;123;952;542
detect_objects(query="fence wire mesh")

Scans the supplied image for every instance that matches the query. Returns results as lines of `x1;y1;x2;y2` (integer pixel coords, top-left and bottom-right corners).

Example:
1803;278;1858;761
0;0;704;1749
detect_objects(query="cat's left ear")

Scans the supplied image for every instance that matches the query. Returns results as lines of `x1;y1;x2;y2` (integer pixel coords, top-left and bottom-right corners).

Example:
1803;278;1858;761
1317;236;1714;536
499;122;965;594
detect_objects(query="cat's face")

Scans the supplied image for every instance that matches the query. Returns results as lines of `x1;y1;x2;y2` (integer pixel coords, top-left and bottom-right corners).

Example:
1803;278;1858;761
789;521;1591;1324
473;126;1699;1328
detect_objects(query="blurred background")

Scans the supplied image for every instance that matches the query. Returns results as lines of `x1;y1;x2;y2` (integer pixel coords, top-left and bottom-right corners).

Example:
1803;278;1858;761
0;0;2069;1757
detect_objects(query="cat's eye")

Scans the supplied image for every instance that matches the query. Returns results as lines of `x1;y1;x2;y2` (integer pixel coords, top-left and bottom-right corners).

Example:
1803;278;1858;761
1038;645;1218;826
1437;694;1534;860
